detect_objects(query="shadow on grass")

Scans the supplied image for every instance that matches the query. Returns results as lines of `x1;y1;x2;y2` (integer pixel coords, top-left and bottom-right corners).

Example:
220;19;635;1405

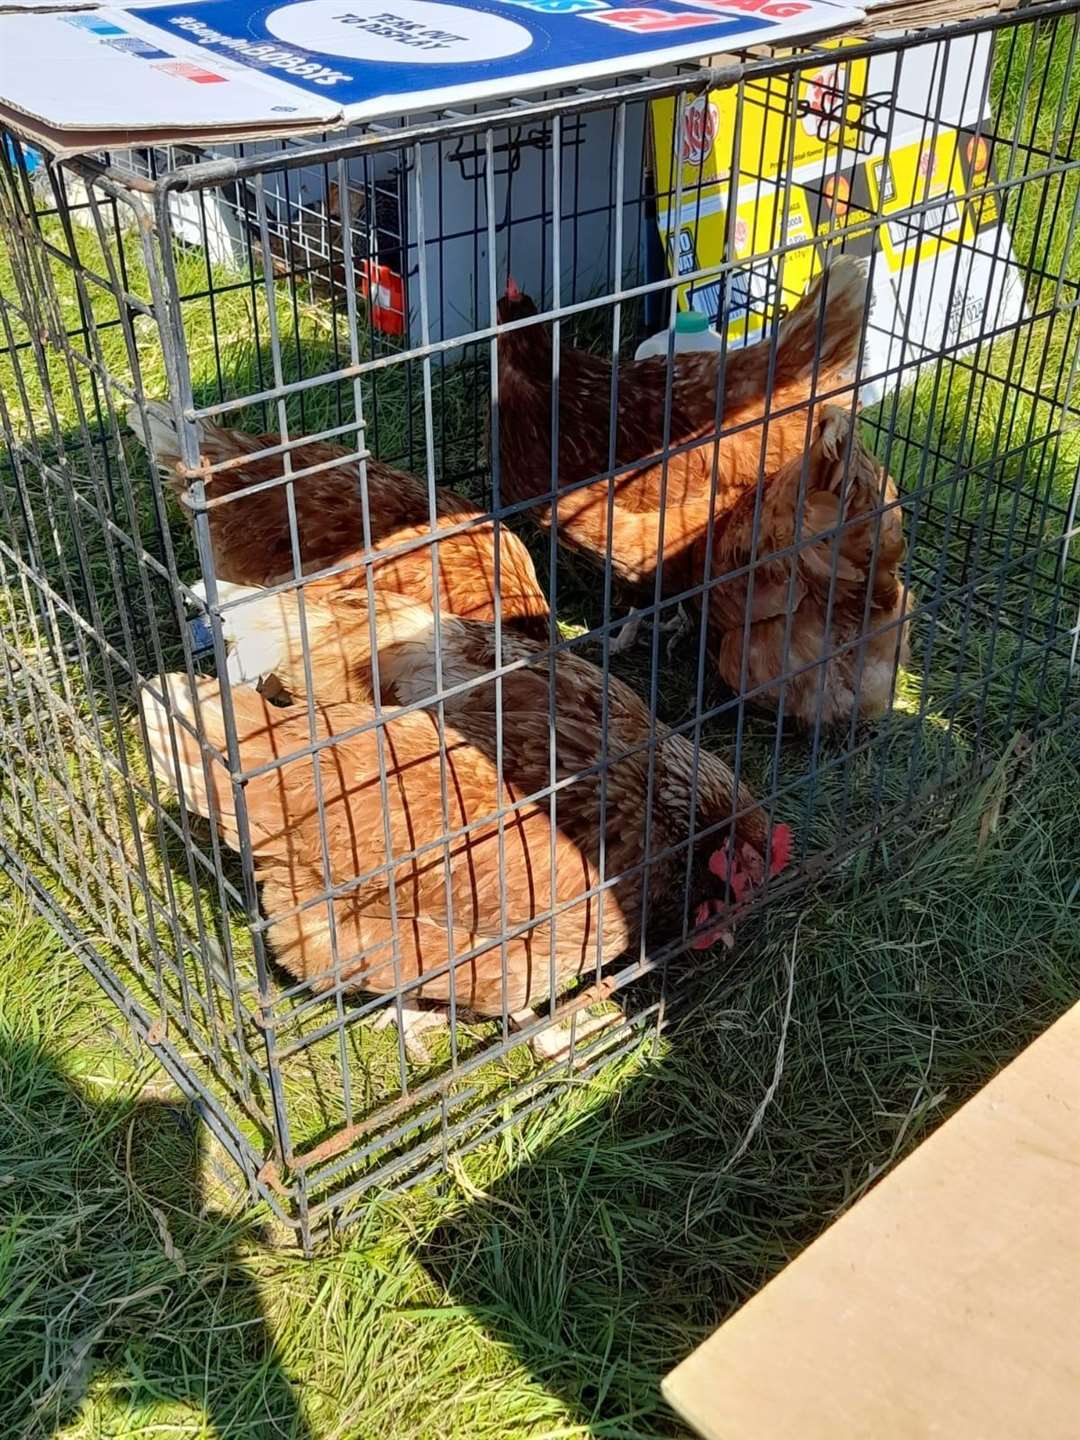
412;946;847;1439
0;1032;311;1440
414;731;1080;1437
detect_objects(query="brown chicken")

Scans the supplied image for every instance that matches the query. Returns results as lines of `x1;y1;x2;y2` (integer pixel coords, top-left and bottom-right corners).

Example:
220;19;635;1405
493;259;909;724
494;256;867;596
142;669;791;1058
205;578;792;907
127;402;549;637
707;405;911;725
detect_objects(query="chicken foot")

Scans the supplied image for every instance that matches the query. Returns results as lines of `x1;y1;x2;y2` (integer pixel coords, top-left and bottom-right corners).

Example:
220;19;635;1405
511;980;623;1064
608;603;691;658
372;1003;448;1065
369;999;622;1066
517;1009;623;1062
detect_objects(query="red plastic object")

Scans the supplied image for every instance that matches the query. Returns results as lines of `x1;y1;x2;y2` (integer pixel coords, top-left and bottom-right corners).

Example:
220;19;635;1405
358;259;405;337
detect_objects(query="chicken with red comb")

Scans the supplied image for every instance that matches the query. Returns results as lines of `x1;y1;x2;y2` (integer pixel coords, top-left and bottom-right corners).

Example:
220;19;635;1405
184;580;796;1052
689;823;794;950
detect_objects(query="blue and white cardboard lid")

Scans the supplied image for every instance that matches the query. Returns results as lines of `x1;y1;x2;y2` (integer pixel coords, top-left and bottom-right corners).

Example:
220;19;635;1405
0;0;863;153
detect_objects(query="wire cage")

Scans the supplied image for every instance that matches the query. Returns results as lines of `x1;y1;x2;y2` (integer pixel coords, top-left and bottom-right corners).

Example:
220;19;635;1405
1;4;1077;1249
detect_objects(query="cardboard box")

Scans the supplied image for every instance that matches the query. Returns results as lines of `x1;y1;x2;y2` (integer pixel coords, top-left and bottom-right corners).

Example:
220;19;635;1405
0;0;865;351
649;30;1026;402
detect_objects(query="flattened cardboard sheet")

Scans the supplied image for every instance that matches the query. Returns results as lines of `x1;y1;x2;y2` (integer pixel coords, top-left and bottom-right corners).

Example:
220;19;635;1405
663;1003;1080;1440
0;0;863;153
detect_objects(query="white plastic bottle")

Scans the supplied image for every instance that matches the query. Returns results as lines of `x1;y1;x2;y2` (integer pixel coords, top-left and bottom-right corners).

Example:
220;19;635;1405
634;308;726;361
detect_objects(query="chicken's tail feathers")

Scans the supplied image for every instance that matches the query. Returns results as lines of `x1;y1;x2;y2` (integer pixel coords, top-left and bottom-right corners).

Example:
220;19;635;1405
139;673;239;844
197;579;473;704
127;401;244;496
800;404;908;608
775;254;869;389
189;579;300;689
126;399;188;471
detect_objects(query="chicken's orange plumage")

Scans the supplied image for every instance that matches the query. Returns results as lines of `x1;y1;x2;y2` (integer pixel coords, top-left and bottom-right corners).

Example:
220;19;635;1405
128;404;549;639
208;583;792;934
493;259;909;722
493;258;866;591
142;670;792;1013
707;405;911;724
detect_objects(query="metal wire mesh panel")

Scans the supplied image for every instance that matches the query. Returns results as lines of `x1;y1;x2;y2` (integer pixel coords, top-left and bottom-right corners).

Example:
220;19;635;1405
1;6;1077;1249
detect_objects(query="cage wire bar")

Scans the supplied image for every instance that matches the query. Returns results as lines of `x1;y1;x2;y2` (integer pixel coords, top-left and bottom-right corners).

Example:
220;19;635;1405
1;2;1079;1248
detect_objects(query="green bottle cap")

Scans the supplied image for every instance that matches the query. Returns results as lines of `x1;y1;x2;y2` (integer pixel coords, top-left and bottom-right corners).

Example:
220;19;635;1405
676;309;710;333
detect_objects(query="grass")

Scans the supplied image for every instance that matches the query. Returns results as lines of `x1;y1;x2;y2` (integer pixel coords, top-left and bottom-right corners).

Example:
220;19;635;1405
1;11;1080;1436
2;731;1078;1438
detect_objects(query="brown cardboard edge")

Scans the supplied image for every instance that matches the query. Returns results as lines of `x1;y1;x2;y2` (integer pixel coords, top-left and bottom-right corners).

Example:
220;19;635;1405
0;100;339;160
659;1000;1080;1440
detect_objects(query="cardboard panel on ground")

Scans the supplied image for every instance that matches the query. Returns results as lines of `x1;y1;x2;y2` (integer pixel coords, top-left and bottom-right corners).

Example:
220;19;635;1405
663;1001;1080;1440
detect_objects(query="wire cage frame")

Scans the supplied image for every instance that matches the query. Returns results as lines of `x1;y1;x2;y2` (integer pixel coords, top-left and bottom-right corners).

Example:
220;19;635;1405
1;3;1077;1250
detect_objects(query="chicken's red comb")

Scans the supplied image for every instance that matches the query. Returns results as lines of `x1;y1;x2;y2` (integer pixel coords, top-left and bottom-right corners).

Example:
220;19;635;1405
768;823;794;878
505;274;521;302
707;823;793;893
